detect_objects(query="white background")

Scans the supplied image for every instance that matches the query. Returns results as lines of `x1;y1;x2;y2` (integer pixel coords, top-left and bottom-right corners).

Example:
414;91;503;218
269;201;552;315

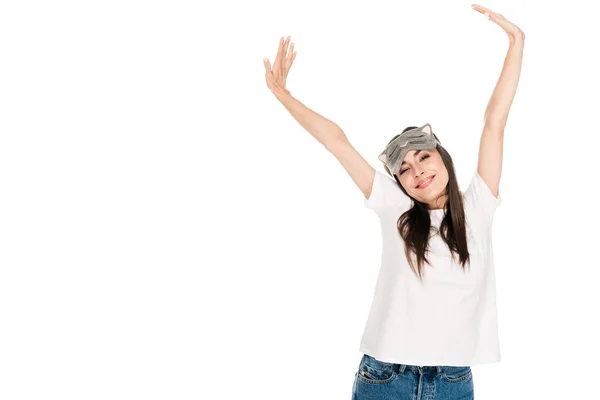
1;1;599;399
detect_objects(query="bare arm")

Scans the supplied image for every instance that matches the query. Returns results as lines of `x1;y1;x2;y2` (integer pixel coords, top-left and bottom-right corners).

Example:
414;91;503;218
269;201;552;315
264;36;376;199
471;5;525;197
473;4;525;131
273;89;345;148
483;39;525;131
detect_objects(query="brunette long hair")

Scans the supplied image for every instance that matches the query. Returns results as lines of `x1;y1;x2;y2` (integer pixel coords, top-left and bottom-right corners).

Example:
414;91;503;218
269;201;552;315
382;126;470;281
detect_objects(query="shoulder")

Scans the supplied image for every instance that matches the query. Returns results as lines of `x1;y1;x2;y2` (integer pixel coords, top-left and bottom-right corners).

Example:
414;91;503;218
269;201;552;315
364;170;412;214
463;170;502;224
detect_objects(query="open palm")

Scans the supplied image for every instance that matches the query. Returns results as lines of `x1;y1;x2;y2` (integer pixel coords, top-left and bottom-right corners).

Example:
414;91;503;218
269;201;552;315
263;36;296;95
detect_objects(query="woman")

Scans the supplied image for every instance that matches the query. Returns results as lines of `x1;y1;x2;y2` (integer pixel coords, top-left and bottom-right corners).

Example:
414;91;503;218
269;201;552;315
263;4;524;399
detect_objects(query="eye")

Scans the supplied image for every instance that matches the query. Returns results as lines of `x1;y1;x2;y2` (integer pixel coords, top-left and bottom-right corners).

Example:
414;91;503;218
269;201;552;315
399;154;430;175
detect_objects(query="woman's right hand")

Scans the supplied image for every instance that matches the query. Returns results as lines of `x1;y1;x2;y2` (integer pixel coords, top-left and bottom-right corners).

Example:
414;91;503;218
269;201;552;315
263;36;296;96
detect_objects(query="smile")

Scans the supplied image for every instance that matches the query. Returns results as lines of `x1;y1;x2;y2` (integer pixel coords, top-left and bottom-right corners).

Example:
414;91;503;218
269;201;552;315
417;175;435;189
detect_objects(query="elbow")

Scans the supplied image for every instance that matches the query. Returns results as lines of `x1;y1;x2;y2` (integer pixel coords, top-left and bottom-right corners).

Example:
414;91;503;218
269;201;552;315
482;125;505;138
323;130;347;149
483;116;507;134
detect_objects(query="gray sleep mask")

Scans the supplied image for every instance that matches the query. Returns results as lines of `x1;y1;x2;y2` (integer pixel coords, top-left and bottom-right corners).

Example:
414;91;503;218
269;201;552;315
378;123;440;176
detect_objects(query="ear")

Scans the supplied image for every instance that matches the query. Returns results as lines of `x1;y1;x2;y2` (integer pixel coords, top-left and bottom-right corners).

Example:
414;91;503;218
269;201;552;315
378;153;388;163
420;123;433;135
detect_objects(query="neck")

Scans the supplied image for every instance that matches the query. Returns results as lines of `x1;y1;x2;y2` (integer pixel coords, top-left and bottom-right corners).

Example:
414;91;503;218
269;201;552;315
428;194;448;210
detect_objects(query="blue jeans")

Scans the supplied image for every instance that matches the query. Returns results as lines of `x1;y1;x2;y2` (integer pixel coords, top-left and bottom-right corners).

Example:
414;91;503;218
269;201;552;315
352;354;474;400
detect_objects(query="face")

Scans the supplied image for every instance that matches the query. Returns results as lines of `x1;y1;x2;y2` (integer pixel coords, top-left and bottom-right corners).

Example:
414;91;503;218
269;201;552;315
395;149;449;209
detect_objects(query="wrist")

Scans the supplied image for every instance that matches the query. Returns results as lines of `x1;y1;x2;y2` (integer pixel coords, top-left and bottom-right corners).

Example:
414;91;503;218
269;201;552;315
509;33;525;47
273;87;292;101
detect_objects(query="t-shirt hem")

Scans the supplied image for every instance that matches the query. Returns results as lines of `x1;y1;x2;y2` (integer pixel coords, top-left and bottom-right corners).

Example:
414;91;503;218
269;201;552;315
358;346;501;367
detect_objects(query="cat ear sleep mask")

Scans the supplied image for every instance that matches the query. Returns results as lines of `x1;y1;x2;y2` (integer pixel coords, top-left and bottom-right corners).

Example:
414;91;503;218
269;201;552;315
378;123;440;176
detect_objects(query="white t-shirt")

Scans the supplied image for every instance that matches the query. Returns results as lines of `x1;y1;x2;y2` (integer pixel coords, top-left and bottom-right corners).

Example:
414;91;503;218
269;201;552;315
360;169;502;366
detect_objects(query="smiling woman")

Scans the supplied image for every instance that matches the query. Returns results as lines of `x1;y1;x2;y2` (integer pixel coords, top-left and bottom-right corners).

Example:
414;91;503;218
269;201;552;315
376;124;468;280
394;146;449;207
263;3;523;399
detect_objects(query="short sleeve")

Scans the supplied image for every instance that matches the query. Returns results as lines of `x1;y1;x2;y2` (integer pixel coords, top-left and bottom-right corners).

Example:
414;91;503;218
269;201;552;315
364;170;412;213
463;170;502;223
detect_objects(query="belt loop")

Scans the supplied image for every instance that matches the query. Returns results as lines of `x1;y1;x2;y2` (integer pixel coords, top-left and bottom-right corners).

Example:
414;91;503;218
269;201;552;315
436;366;442;375
398;364;406;374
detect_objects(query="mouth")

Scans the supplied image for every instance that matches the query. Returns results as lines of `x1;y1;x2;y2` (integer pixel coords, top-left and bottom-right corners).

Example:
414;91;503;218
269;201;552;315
416;175;435;189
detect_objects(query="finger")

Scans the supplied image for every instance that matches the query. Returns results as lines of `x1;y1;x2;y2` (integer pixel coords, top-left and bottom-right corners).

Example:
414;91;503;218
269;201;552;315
479;9;494;21
472;4;492;13
282;36;291;67
472;5;495;17
472;8;487;17
276;36;289;76
472;5;504;24
273;37;284;71
263;58;274;89
286;42;295;66
286;51;296;70
290;51;297;66
263;57;272;72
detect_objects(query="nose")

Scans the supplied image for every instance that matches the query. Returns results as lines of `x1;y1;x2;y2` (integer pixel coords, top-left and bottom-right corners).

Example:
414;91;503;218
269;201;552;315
414;167;425;179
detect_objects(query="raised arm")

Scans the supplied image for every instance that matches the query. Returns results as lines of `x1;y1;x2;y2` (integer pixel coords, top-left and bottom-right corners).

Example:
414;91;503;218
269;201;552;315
471;4;525;197
263;36;377;199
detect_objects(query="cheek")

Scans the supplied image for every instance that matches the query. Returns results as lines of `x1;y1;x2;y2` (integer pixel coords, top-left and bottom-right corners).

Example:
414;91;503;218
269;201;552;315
430;158;443;170
434;158;446;171
399;177;412;191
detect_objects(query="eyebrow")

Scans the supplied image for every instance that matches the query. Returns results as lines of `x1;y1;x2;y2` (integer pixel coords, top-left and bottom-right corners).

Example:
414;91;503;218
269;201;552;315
400;150;422;166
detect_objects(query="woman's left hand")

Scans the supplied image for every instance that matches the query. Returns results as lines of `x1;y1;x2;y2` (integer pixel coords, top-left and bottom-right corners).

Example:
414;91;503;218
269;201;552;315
471;4;525;42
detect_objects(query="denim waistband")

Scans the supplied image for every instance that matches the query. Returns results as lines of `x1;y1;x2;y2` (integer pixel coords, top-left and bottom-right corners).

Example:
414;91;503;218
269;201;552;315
362;354;447;376
398;365;444;375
